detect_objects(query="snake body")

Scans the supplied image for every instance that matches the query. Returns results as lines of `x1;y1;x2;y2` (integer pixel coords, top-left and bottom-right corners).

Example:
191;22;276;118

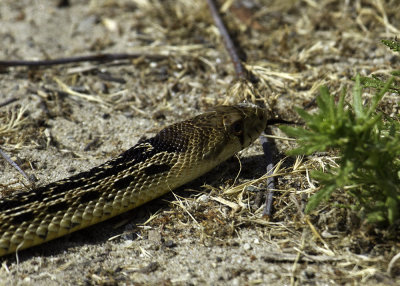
0;105;267;257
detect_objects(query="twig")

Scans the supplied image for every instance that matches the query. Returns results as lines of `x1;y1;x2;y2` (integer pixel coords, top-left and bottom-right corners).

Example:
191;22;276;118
0;53;167;67
53;77;108;105
206;1;277;214
0;97;18;108
262;251;342;263
206;0;247;80
0;148;32;184
260;134;275;217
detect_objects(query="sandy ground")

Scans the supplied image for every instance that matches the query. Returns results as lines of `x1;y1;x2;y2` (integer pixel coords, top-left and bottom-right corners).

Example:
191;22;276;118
1;0;400;285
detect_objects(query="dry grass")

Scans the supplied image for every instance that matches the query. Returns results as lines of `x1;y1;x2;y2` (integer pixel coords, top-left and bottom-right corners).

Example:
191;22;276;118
0;105;31;149
1;0;400;284
123;0;400;283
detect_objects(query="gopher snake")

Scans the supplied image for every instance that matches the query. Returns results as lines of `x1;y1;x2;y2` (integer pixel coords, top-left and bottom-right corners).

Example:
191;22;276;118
0;105;267;257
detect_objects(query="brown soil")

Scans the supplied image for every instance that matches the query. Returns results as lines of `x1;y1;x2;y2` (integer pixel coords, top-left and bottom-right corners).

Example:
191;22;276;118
0;0;399;285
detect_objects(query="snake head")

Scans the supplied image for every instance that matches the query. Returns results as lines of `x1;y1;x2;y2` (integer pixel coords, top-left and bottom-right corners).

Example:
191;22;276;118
199;104;268;161
220;104;268;149
149;104;267;164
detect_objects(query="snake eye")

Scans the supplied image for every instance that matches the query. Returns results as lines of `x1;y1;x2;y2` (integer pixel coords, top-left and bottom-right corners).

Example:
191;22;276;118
231;120;243;135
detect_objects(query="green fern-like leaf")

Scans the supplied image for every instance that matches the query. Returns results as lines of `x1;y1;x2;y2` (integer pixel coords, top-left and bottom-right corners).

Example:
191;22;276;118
282;74;400;225
382;39;400;52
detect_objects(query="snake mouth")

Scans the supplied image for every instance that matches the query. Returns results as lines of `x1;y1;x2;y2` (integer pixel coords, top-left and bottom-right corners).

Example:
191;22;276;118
242;123;265;149
250;108;268;142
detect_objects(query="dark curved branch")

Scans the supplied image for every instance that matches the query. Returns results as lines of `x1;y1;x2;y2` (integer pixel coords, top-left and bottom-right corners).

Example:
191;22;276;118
206;0;247;80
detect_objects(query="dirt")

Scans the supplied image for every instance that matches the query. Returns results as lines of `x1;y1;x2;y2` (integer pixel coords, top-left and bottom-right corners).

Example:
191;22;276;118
0;0;400;285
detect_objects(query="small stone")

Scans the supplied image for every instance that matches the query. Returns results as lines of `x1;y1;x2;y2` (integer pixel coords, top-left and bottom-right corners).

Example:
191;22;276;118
198;194;209;203
243;243;252;251
232;278;240;286
303;270;315;279
164;240;176;248
92;81;108;94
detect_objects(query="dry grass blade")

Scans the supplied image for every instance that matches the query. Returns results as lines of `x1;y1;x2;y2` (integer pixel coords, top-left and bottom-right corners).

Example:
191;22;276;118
1;0;400;284
263;134;297;141
0;105;28;138
224;158;288;195
0;105;30;150
356;0;400;34
246;64;300;85
290;231;305;286
54;77;110;106
210;195;239;211
388;252;400;276
304;217;334;256
225;79;260;104
170;192;200;227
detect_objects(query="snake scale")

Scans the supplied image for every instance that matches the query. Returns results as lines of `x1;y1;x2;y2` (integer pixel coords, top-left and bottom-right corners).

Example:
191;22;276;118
0;105;267;257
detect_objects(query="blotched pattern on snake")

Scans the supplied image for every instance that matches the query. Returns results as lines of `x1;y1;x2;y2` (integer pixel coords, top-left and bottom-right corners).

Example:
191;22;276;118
0;105;267;256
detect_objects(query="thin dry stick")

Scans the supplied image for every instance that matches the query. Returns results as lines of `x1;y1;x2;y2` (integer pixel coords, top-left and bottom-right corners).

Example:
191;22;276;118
206;0;276;216
0;53;167;67
206;0;247;80
260;134;275;217
0;97;18;108
0;148;31;184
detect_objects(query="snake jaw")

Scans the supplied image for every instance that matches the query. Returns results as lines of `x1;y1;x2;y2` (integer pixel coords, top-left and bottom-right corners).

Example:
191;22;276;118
198;105;267;165
221;105;267;150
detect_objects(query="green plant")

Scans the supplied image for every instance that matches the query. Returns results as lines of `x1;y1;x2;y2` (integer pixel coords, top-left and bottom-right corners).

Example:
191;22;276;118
281;75;400;225
360;39;400;92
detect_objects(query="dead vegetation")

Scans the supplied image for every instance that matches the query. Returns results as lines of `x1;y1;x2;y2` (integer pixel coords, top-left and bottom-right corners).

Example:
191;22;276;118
0;0;400;285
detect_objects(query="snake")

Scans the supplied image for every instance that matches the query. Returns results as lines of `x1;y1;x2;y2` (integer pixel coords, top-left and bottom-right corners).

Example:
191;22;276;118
0;104;267;257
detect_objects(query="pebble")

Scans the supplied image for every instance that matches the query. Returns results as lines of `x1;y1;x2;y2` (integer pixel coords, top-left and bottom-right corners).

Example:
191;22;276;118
198;194;209;203
243;243;252;251
232;278;240;286
92;81;108;94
